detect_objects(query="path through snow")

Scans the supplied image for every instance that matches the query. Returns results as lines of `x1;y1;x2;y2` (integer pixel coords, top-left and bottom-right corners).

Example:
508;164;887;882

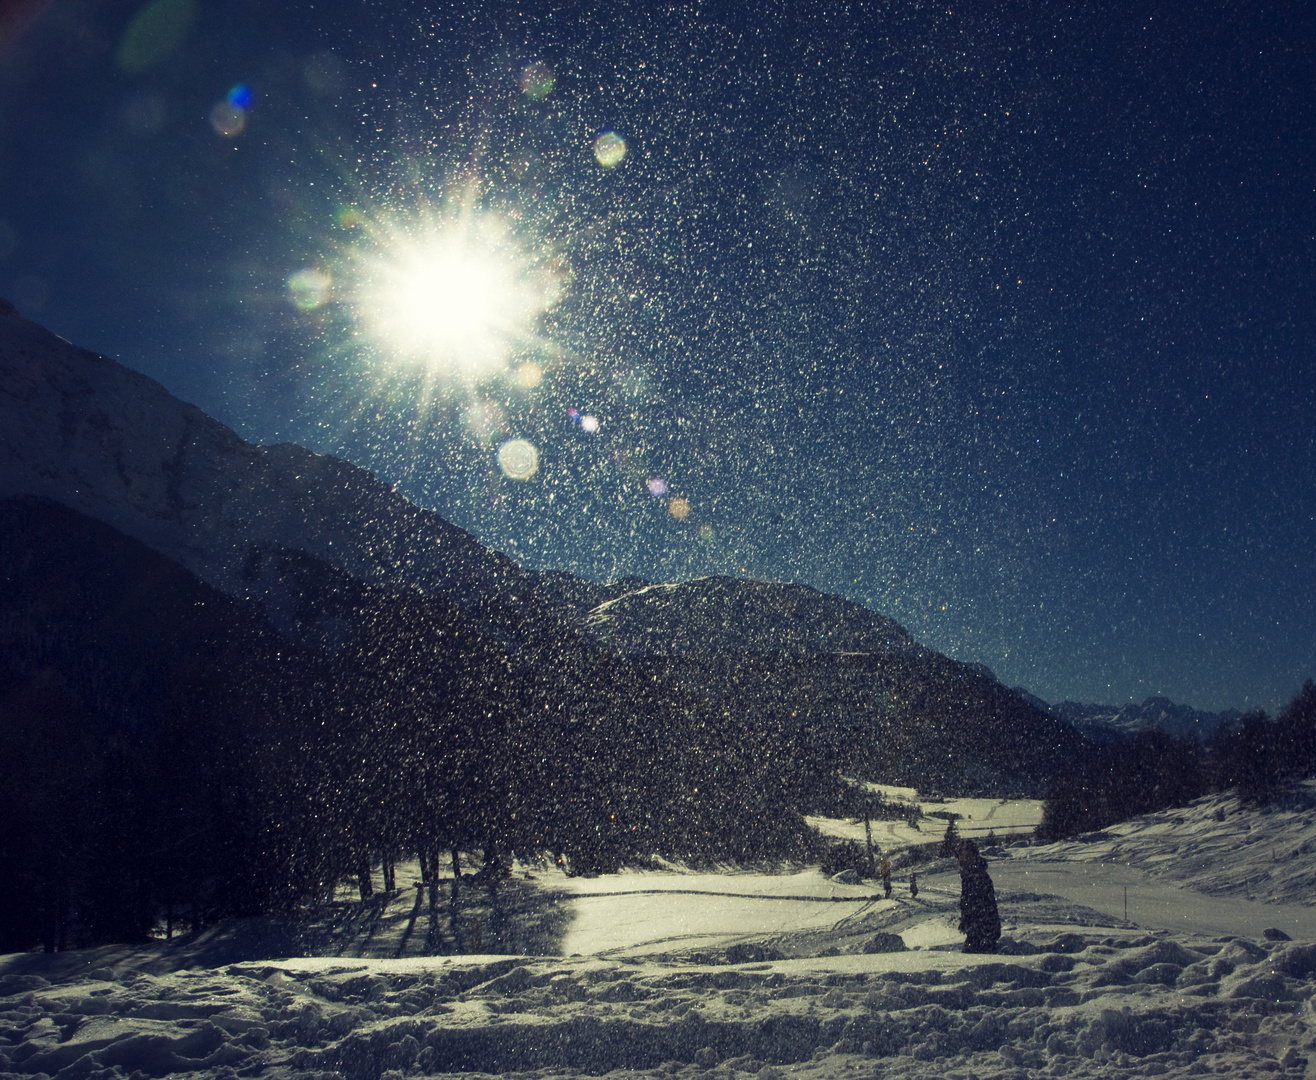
5;786;1316;1079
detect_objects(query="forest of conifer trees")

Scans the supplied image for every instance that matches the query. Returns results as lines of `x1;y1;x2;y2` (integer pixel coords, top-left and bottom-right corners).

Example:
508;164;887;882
5;496;1313;955
0;498;821;953
1037;680;1316;840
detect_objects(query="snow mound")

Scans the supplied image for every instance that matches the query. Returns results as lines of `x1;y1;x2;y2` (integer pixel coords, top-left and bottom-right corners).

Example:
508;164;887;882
1017;781;1316;905
8;794;1316;1076
4;930;1315;1079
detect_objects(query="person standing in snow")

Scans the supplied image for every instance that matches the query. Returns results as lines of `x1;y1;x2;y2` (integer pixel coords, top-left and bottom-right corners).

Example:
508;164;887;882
956;839;1000;953
909;872;918;899
879;858;892;898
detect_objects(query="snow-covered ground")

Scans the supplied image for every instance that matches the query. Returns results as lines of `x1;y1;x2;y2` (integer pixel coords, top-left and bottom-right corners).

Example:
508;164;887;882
5;785;1316;1079
808;786;1044;850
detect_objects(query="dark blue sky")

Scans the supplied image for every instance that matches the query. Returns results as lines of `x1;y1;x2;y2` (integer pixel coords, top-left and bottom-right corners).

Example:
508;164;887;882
2;0;1313;711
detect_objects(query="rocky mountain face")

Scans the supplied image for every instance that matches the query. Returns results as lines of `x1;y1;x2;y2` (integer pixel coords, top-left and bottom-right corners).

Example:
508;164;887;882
0;301;536;650
1050;696;1242;744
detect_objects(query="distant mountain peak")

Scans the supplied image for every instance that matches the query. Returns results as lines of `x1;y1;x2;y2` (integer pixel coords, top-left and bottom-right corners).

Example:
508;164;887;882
581;573;919;657
1046;695;1241;742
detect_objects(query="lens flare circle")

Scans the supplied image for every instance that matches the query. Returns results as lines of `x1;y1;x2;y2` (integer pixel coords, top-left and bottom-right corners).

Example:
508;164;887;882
355;213;546;380
498;438;539;479
593;131;627;167
288;267;331;310
209;101;245;137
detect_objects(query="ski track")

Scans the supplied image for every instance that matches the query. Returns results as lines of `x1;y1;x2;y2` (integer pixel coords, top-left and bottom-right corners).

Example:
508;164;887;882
4;786;1316;1079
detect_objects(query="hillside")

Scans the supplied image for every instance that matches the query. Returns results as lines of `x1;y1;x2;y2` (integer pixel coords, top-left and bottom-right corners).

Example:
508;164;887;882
567;576;1085;797
0;302;536;647
1017;780;1316;908
0;306;1089;805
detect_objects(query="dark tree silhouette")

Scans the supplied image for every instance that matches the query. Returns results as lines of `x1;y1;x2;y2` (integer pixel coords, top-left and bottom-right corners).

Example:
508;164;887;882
1275;679;1316;779
939;816;962;857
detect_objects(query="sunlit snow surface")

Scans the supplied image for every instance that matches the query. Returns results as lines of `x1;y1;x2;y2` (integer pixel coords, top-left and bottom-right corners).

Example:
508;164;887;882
808;786;1046;852
6;786;1316;1078
545;869;886;957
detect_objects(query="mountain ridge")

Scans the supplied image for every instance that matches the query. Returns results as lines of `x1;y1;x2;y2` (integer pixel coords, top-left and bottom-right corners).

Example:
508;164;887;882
0;302;529;638
1047;695;1242;742
581;575;922;658
1;301;1090;803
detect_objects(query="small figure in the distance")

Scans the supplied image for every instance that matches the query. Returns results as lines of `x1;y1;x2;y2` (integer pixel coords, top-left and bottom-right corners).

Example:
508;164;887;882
956;839;1000;954
909;871;919;899
879;858;892;898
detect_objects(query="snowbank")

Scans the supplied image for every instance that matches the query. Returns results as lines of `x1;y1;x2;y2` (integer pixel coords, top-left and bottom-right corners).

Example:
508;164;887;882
3;927;1314;1079
5;787;1316;1078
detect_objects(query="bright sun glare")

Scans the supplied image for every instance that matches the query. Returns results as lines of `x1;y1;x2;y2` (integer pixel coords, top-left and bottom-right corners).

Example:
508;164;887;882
356;215;547;379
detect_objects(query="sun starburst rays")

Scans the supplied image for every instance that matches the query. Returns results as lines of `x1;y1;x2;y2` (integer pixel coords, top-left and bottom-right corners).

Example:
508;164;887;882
350;208;554;384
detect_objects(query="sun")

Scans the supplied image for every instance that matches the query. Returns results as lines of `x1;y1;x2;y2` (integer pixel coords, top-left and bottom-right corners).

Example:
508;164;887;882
352;211;551;380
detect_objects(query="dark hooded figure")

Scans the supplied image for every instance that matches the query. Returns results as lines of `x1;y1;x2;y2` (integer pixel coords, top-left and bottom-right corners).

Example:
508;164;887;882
956;839;1000;954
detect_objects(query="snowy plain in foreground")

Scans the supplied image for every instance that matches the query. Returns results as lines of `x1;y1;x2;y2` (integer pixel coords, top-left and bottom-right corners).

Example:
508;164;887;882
5;784;1316;1079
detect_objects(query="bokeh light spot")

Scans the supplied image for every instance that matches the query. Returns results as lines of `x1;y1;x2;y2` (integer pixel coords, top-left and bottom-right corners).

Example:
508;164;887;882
580;414;600;433
515;362;543;388
335;206;366;229
114;0;198;74
593;131;627;167
209;101;246;137
647;477;667;496
520;62;554;100
287;268;332;311
227;83;254;110
669;497;690;520
498;438;539;480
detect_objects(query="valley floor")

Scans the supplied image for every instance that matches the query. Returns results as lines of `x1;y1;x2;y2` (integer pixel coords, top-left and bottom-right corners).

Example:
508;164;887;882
5;785;1316;1079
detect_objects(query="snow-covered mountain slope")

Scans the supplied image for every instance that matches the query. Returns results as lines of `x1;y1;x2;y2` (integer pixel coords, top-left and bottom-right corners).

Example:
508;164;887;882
583;576;920;657
1050;695;1241;742
1012;781;1316;908
0;303;523;624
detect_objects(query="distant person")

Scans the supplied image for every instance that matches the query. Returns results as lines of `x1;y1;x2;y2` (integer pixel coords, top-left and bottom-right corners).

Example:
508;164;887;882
956;839;1000;954
879;858;892;898
909;872;918;899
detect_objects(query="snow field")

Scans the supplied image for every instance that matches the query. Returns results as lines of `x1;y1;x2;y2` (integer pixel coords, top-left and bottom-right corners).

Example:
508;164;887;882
1016;782;1316;907
6;784;1316;1078
4;929;1316;1079
808;790;1044;851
